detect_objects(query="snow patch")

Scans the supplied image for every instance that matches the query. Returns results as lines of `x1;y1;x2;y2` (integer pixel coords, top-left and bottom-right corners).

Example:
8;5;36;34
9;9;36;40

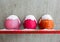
7;15;19;20
42;14;53;20
25;15;37;23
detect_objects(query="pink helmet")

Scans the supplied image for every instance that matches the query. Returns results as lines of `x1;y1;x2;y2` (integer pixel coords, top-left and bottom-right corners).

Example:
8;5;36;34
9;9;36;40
23;15;37;29
4;15;21;29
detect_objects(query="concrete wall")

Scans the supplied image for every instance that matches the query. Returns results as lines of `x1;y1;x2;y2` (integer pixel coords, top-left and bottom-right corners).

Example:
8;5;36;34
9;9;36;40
1;34;60;42
0;0;58;29
0;0;60;42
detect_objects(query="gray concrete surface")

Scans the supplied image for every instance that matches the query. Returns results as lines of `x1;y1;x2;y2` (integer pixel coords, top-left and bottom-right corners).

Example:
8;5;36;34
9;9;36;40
0;0;60;42
1;34;60;42
0;0;58;29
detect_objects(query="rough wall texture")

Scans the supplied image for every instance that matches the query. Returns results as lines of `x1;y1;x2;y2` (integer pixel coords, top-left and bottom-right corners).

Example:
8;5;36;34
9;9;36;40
0;0;60;42
1;34;60;42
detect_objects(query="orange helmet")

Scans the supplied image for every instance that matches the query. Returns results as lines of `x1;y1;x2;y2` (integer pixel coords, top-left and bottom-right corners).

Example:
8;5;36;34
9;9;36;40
39;14;54;29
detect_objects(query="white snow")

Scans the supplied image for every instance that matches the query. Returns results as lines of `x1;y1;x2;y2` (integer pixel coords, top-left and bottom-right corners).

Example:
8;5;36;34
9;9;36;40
25;15;37;23
7;15;19;20
41;14;53;20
